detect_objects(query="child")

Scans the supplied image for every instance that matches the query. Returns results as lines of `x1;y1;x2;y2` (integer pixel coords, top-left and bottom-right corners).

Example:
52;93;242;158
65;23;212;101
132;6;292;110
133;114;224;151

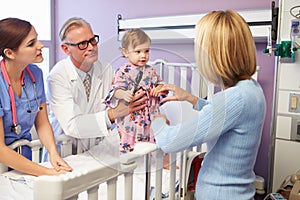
105;28;166;153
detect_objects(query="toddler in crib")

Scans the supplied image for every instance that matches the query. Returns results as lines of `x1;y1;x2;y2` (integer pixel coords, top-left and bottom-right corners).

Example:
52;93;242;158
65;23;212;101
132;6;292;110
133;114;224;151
105;29;169;164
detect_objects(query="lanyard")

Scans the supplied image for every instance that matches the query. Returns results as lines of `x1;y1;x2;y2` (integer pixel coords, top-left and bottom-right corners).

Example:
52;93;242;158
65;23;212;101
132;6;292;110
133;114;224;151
0;60;36;133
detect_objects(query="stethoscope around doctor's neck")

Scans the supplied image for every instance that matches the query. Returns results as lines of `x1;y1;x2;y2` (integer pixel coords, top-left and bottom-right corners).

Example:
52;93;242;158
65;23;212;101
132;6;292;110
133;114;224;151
0;60;42;134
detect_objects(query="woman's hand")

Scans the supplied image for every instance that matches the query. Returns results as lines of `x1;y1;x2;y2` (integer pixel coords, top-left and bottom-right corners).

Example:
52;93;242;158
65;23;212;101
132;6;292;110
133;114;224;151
157;84;198;105
150;84;168;97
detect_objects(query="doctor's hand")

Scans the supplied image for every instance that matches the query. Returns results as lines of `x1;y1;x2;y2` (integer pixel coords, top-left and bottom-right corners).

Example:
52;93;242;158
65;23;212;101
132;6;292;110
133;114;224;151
109;90;147;121
157;84;198;106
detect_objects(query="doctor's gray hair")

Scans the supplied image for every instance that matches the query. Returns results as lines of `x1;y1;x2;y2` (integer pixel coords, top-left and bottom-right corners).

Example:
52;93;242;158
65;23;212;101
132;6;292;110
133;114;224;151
59;17;92;42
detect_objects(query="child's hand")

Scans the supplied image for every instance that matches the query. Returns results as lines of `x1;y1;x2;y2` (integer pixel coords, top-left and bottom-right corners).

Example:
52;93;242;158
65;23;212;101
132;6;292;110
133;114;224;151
115;89;133;102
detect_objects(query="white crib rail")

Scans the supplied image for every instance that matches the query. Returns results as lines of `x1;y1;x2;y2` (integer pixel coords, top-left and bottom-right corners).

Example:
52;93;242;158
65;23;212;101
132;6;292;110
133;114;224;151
0;134;72;174
1;136;139;200
34;159;137;200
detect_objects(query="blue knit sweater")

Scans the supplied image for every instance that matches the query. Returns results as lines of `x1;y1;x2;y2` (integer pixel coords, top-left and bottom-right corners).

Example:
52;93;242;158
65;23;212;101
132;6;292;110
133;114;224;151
151;79;266;200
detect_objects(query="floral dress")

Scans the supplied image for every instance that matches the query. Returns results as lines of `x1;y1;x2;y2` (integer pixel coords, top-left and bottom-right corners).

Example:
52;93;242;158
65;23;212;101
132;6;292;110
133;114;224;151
105;63;165;152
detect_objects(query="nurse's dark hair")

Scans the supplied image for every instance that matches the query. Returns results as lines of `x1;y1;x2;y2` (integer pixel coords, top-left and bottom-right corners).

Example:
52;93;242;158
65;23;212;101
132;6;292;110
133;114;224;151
0;18;32;58
59;17;92;42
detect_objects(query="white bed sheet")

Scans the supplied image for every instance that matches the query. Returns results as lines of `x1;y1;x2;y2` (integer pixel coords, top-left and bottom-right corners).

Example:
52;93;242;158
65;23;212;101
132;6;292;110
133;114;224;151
0;175;33;200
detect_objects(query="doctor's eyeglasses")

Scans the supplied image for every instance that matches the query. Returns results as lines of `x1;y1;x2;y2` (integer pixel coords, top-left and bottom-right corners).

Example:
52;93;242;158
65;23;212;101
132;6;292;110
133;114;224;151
65;35;99;50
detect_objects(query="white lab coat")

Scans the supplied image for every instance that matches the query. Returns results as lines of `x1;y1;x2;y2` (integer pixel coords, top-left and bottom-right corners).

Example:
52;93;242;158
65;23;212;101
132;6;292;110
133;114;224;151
47;57;114;141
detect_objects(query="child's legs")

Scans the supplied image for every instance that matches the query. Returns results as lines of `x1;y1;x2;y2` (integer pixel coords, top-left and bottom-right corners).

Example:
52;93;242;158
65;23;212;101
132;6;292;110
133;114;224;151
119;129;136;151
139;126;155;143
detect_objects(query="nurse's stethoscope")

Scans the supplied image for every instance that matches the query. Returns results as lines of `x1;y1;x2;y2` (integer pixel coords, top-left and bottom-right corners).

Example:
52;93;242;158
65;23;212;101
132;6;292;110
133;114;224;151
0;60;42;134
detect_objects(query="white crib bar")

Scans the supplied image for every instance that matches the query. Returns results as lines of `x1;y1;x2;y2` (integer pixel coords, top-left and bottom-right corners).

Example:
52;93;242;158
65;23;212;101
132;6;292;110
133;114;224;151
119;162;138;200
56;134;73;157
144;153;151;200
169;152;177;200
87;185;99;200
180;67;187;90
124;173;133;200
158;61;164;81
168;65;175;84
181;150;188;198
155;149;163;200
107;178;117;200
191;67;201;97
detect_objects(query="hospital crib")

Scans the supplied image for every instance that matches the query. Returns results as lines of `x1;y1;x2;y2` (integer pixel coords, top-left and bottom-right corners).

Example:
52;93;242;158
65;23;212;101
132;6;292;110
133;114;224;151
0;59;210;200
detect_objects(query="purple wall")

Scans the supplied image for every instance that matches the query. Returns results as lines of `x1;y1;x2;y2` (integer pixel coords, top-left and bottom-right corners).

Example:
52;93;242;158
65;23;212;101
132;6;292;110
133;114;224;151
256;44;276;188
55;0;277;192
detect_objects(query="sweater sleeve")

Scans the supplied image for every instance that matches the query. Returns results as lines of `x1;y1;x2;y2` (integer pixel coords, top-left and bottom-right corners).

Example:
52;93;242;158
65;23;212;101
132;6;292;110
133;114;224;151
193;97;208;111
151;89;244;153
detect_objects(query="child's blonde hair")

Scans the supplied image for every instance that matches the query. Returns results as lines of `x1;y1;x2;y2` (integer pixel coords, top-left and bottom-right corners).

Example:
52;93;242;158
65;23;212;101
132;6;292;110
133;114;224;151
121;28;151;50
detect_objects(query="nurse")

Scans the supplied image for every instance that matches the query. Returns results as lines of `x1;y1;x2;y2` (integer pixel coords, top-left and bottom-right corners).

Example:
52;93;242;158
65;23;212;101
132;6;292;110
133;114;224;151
0;18;72;176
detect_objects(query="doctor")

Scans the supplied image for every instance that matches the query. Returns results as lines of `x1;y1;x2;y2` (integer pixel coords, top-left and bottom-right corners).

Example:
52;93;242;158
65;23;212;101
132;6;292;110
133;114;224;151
47;17;147;154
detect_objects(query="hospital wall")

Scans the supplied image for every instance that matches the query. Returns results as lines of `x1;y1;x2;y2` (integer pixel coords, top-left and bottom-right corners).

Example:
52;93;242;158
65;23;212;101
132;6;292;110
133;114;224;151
55;0;277;192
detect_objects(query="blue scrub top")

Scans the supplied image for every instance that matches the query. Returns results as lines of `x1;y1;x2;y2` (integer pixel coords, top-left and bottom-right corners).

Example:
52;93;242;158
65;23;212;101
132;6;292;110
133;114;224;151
0;63;46;159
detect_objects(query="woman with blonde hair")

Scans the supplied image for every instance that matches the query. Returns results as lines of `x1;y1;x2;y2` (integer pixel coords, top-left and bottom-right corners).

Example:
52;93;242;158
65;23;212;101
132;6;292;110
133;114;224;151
151;10;266;199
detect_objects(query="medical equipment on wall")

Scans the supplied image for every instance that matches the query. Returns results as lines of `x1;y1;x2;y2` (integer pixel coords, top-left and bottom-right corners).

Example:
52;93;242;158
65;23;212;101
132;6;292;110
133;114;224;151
263;6;300;62
269;0;300;194
0;60;42;134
